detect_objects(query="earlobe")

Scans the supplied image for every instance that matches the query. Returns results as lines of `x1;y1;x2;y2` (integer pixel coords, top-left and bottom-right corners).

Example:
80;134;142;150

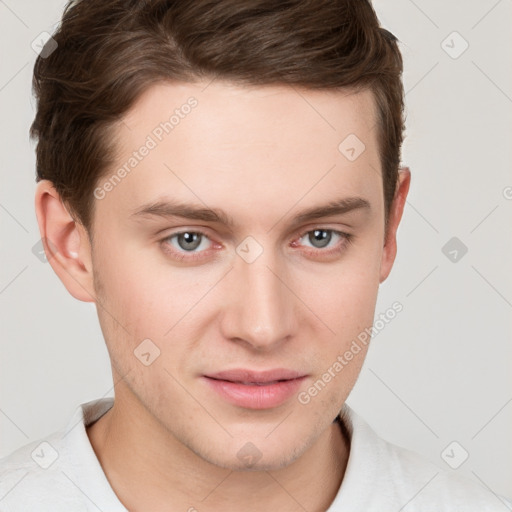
34;179;96;303
379;167;411;283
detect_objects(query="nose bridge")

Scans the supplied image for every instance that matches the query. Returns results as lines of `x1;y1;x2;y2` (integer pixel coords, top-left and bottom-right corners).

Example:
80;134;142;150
223;242;295;349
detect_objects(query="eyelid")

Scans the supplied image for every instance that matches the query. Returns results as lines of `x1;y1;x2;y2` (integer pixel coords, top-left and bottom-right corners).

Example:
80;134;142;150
291;222;352;241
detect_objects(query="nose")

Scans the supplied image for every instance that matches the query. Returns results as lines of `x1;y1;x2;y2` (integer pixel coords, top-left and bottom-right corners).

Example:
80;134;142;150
220;246;298;352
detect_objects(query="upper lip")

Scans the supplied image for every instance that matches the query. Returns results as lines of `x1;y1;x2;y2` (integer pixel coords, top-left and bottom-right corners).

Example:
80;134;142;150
204;368;306;383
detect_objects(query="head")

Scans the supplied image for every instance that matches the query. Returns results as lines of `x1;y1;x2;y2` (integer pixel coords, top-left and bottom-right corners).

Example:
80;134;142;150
33;0;410;470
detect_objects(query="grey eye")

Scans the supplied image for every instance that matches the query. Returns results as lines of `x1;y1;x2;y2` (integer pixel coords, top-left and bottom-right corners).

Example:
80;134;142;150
175;232;203;251
303;229;335;249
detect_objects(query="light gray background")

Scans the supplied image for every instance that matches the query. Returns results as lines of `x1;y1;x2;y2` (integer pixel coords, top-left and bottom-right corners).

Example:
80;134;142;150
1;0;511;502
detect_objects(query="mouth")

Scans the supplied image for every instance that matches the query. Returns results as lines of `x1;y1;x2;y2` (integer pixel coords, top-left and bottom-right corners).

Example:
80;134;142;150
202;369;307;409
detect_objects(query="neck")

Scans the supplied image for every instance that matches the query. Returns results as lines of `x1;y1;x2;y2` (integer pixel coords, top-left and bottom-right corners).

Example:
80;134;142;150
86;391;350;512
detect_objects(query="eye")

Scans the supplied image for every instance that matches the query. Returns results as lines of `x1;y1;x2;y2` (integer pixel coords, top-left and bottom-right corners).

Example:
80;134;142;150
294;228;353;256
299;229;340;249
160;230;214;261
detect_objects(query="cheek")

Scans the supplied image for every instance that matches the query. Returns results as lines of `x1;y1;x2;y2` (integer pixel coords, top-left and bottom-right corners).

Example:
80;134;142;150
91;239;165;359
92;239;213;377
299;242;381;334
93;235;167;324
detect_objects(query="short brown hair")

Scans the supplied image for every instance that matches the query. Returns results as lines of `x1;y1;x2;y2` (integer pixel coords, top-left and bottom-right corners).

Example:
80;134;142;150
30;0;405;236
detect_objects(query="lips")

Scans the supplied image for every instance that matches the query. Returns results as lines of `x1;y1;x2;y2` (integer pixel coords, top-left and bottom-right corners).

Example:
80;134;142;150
205;368;305;384
203;368;307;409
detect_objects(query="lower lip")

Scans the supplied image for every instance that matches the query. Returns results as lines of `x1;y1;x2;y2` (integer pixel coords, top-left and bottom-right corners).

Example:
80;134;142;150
203;376;306;409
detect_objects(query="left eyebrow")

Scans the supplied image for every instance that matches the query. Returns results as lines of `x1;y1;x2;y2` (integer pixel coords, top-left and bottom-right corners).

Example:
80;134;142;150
290;197;371;226
129;196;371;229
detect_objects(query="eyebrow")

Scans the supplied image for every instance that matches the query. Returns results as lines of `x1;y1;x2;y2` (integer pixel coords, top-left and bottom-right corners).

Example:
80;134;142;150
130;196;371;229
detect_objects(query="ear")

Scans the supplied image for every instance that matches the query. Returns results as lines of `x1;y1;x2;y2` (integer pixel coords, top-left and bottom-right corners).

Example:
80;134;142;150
34;179;96;302
379;167;411;283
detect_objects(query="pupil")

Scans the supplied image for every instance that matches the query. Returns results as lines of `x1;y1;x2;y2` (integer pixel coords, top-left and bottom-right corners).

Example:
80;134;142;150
311;229;330;248
180;232;200;250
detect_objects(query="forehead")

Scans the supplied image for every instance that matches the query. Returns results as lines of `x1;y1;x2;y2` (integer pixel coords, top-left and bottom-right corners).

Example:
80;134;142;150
122;80;378;143
97;80;382;229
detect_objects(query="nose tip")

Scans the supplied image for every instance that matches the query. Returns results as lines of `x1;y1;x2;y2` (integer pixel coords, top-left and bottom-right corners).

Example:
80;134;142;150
220;253;296;351
238;322;290;352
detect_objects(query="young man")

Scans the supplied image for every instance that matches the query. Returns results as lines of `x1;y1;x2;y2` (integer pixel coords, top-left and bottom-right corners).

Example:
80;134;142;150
1;0;510;510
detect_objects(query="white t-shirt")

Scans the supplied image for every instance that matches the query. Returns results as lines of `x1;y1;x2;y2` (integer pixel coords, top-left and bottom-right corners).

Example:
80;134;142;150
0;397;510;511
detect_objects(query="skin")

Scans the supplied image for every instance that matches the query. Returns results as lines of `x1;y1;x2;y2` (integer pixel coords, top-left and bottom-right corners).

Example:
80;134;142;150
34;80;410;512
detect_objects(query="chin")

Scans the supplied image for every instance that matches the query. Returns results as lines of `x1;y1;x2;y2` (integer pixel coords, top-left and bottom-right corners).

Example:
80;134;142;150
191;434;309;472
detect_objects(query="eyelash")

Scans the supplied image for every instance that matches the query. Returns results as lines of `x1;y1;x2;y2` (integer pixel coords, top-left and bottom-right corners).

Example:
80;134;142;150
160;228;354;262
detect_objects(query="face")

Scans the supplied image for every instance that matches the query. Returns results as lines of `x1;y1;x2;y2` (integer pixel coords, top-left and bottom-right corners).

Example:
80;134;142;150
51;80;408;470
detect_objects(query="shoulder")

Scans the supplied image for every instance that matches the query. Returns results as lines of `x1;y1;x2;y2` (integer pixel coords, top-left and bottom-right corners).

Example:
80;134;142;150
334;405;512;511
0;432;88;512
382;439;510;510
0;398;116;512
